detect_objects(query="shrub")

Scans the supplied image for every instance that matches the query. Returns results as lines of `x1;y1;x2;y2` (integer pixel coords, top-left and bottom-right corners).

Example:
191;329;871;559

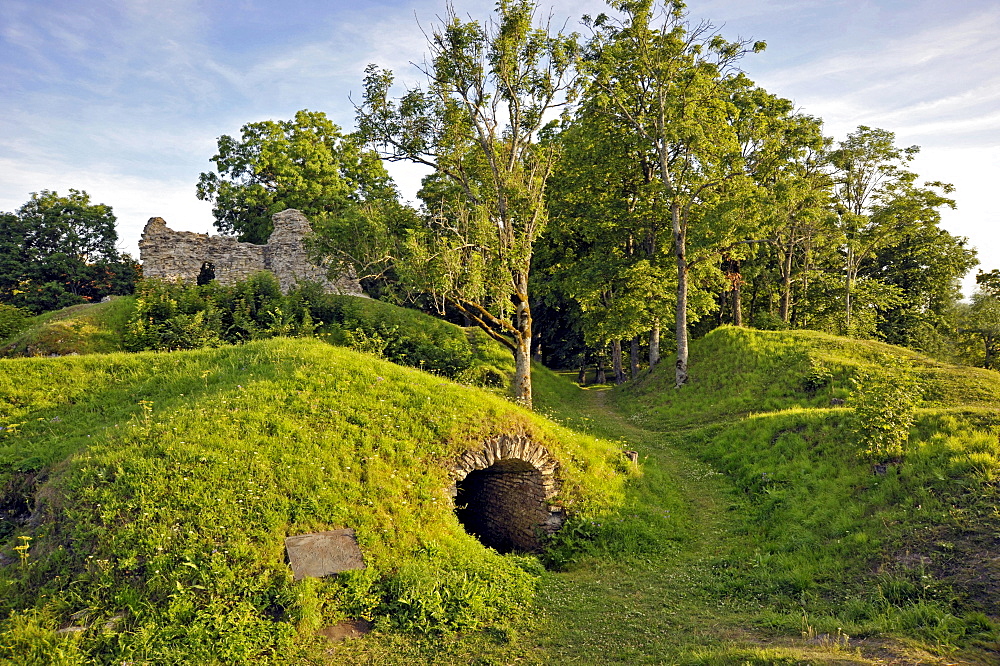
848;356;920;462
0;304;31;341
124;275;316;351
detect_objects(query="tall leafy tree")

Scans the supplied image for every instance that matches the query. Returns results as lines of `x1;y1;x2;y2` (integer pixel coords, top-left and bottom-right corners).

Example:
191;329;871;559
827;126;960;336
196;109;398;245
0;190;138;313
583;0;789;386
540;90;671;383
866;221;975;349
357;0;577;407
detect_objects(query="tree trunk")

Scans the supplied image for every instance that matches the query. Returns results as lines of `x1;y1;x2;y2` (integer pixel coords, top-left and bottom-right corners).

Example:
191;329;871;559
512;276;533;408
532;340;543;364
732;278;743;327
577;359;587;386
779;242;794;323
513;336;532;408
649;324;660;368
630;336;640;380
845;245;855;334
596;355;607;384
611;340;625;385
672;201;689;387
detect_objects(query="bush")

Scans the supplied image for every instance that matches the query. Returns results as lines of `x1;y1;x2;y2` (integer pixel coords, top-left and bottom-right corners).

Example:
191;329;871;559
124;274;316;351
848;356;920;462
310;294;480;379
0;304;31;341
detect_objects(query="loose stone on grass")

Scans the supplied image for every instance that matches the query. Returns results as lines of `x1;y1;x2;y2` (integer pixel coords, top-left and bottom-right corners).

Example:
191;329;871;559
284;528;365;580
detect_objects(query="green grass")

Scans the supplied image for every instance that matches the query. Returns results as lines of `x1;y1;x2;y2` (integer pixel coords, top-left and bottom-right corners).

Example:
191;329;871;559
0;298;135;358
0;339;628;664
3;318;999;663
597;327;1000;661
613;326;1000;428
0;291;515;393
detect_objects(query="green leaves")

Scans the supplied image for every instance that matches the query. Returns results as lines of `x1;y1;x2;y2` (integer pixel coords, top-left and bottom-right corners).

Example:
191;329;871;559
849;356;920;463
196;110;396;244
1;191;138;313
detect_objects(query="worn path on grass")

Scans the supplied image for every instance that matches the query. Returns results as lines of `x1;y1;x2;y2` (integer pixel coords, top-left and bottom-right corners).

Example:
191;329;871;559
533;386;763;663
533;385;932;665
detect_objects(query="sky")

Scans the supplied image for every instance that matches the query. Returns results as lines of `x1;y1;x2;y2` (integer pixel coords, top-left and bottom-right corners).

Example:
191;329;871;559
2;0;998;295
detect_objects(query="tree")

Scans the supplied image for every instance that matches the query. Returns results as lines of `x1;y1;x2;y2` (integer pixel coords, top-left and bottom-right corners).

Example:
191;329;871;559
827;126;958;336
0;190;139;313
196;109;399;245
583;0;781;387
539;88;672;384
866;224;975;349
958;271;1000;370
357;0;577;407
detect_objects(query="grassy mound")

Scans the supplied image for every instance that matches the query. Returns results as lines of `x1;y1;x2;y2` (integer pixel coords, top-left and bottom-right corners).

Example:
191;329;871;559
612;326;1000;651
0;339;628;663
0;287;514;391
615;326;1000;428
0;299;134;358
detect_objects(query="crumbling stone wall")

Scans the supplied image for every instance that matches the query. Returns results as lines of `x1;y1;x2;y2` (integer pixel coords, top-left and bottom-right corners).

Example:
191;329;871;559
138;209;364;295
450;433;564;552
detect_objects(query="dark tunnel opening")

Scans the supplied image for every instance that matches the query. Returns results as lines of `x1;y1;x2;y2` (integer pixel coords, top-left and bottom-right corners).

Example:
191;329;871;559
454;458;549;553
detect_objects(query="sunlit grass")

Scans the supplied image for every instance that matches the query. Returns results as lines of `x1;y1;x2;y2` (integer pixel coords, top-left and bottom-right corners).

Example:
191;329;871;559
0;339;628;663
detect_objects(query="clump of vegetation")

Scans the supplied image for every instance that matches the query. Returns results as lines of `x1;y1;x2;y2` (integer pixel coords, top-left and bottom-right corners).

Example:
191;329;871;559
848;356;920;462
124;273;317;351
0;339;627;663
0;304;31;342
311;293;510;383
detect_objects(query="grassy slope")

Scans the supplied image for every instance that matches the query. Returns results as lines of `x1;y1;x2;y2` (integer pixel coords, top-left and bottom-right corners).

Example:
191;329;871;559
614;326;1000;429
0;298;134;358
3;310;998;663
0;295;515;390
606;326;1000;660
0;339;628;664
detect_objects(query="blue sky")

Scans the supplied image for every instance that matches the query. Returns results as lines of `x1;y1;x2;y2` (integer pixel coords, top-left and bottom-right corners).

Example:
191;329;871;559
2;0;998;294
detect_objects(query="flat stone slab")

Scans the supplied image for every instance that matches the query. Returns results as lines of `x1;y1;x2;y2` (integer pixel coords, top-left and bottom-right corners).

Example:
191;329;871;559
285;529;365;580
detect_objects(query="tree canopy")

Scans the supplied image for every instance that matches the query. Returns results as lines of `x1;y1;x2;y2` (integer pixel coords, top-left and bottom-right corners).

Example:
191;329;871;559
187;0;983;393
0;190;139;313
196;109;399;245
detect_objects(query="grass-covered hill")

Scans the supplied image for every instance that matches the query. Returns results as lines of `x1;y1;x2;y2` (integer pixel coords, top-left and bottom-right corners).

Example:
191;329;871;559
0;290;514;387
0;299;134;358
611;326;1000;656
615;326;1000;428
0;339;629;664
3;300;999;663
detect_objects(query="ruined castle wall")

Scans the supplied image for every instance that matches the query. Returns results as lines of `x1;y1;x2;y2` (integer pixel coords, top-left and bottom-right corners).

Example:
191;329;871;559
138;209;364;296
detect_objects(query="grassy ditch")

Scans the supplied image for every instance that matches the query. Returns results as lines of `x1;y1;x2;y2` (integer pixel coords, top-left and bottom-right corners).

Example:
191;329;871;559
0;339;629;664
608;326;1000;658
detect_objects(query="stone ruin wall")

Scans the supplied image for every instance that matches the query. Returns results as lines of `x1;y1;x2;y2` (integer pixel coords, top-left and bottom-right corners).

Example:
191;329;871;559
138;209;364;296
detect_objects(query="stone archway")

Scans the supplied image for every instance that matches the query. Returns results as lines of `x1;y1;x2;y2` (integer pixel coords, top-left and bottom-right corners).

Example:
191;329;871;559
449;434;564;552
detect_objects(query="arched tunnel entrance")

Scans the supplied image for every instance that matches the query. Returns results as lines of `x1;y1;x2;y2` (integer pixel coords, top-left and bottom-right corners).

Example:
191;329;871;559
450;434;564;553
455;459;547;553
